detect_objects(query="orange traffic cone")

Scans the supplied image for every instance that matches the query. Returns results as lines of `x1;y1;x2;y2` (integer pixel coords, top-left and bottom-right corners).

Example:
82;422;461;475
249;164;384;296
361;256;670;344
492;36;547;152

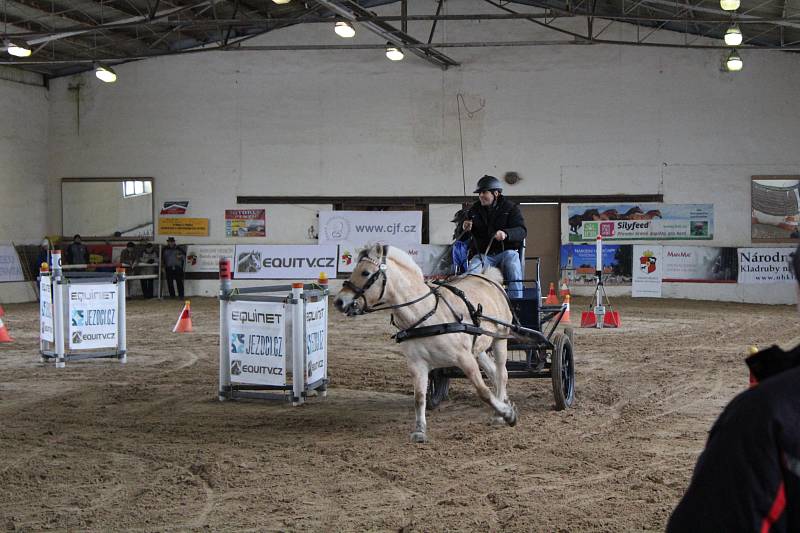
545;282;560;305
0;317;13;342
562;295;572;324
173;300;193;333
559;279;570;299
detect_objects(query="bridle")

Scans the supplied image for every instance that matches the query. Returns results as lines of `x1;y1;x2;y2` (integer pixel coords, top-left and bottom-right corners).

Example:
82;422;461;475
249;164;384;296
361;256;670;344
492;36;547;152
341;245;390;313
341;245;434;315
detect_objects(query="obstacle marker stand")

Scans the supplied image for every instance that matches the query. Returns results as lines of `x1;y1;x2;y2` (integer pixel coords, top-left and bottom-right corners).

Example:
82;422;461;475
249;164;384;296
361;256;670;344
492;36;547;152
39;250;127;367
580;236;621;329
218;259;329;406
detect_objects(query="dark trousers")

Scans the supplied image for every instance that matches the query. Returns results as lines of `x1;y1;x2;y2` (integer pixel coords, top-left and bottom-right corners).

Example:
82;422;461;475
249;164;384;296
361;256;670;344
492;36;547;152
165;267;184;299
140;278;154;299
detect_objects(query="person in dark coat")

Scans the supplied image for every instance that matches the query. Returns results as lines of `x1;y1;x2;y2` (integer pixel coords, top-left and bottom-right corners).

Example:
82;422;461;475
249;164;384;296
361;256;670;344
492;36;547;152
65;234;89;266
459;175;527;297
667;246;800;532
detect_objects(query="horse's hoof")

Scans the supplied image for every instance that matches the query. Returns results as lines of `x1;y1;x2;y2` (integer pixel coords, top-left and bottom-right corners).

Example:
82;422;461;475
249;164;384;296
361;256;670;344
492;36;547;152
504;403;518;427
410;431;428;444
489;415;505;427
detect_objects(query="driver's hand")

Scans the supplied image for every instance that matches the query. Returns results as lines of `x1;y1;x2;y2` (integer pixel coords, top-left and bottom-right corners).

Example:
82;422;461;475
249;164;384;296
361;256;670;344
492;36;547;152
462;220;473;231
494;230;507;241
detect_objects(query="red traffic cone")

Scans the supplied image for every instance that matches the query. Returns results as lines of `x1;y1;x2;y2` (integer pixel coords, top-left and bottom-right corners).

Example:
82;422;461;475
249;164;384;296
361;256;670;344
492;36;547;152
0;317;13;342
545;282;560;305
562;295;572;324
559;279;570;299
173;300;193;333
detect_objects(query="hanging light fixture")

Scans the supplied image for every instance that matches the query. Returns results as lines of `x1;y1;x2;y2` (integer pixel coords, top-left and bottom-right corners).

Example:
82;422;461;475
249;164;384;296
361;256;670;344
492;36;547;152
385;43;404;61
725;50;743;72
95;64;117;83
5;38;31;57
720;0;740;11
334;21;355;38
272;0;291;4
724;25;743;46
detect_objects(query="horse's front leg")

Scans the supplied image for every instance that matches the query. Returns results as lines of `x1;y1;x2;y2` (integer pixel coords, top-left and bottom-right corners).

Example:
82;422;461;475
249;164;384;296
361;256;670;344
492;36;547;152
408;360;429;443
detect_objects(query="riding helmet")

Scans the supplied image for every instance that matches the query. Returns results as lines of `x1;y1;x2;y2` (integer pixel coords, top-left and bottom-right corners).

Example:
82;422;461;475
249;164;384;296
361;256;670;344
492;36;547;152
473;175;503;193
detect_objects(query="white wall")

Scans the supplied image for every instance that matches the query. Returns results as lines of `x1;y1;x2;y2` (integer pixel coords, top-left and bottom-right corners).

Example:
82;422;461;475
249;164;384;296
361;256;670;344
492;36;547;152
1;0;795;303
0;68;49;303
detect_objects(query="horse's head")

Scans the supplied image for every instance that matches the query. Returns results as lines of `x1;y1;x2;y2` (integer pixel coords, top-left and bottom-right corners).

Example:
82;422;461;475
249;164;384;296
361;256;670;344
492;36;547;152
334;244;391;316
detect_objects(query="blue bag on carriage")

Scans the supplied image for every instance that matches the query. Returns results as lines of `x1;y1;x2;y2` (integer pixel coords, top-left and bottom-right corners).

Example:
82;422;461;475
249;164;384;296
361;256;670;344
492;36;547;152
452;240;469;274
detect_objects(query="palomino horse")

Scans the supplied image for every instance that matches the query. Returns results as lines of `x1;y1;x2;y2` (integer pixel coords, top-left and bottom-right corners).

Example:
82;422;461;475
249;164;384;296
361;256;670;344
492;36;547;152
333;244;518;443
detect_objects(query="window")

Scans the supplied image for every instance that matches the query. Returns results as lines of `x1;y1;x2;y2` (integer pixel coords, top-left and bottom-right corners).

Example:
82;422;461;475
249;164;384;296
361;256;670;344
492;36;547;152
123;180;152;198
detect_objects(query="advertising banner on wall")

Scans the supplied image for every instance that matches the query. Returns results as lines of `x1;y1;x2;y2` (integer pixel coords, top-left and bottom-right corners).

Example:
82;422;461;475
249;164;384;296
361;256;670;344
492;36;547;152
319;211;422;245
661;246;738;282
566;204;714;242
738;247;796;283
227;300;286;386
632;245;663;297
225;209;266;237
0;244;24;282
751;177;800;242
560;244;632;286
40;279;54;343
158;217;209;237
337;243;450;276
67;283;118;349
160;201;190;215
233;245;338;279
185;245;235;273
305;299;327;384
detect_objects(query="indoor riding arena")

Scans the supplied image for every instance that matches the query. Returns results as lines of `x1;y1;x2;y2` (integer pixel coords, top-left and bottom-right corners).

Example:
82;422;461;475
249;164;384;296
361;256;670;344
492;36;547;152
2;1;800;532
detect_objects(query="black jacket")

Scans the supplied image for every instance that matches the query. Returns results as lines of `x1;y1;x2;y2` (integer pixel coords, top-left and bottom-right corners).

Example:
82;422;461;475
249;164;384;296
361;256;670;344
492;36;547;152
667;344;800;532
460;196;527;256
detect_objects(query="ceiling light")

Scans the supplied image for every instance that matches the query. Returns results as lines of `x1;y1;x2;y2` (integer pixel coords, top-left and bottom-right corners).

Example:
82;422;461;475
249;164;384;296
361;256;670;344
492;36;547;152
95;64;117;83
725;50;743;72
5;39;31;58
334;21;355;38
724;25;742;46
385;44;404;61
720;0;740;11
272;0;291;3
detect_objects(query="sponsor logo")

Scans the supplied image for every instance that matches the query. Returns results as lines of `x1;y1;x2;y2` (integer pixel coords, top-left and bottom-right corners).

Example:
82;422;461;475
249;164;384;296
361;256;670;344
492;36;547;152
231;360;242;375
72;331;82;344
71;310;84;326
230;333;245;354
306;331;325;354
260;257;335;269
323;216;351;241
639;251;657;274
305;309;325;322
237;251;262;273
308;359;324;376
231;310;282;325
239;364;283;376
70;290;115;302
341;250;353;266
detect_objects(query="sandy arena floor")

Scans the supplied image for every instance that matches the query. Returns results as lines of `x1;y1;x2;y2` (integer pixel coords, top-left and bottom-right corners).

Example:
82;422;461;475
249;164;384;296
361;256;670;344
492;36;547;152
1;295;799;532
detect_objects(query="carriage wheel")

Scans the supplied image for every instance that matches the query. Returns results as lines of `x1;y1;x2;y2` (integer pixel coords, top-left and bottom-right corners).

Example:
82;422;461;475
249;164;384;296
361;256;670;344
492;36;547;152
426;369;450;410
551;332;575;410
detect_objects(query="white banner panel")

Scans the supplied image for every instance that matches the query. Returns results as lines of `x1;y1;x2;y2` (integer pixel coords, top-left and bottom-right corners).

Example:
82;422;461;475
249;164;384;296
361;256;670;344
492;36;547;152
186;245;235;273
227;300;286;386
319;211;422;245
233;245;338;279
632;245;663;297
305;299;327;384
68;283;119;349
738;247;796;284
0;244;24;283
662;246;737;282
337;243;449;275
40;279;54;342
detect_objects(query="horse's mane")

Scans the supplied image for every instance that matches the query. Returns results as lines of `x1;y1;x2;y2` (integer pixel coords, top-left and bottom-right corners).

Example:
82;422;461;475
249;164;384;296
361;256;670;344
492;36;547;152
387;246;424;279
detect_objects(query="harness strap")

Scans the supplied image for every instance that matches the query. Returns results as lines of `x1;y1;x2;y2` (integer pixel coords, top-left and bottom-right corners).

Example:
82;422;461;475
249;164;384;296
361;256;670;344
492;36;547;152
393;322;509;343
391;291;441;332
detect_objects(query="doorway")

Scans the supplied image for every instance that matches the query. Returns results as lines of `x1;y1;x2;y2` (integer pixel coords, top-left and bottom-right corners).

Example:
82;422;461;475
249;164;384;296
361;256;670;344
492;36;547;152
518;204;561;287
